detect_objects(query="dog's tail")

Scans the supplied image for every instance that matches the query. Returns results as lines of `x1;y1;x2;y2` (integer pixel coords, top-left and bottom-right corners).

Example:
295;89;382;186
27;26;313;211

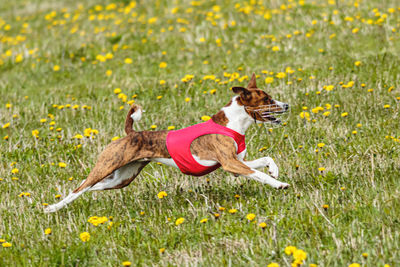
125;104;142;135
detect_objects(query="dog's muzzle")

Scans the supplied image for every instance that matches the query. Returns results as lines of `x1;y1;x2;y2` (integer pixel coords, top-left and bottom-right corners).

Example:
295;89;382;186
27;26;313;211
246;103;290;125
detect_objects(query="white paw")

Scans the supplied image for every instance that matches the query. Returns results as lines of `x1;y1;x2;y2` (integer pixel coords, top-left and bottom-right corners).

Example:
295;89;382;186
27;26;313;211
276;182;290;189
263;157;279;178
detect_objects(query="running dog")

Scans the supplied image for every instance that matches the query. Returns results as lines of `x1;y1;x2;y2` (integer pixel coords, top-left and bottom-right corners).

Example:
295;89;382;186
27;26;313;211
44;74;289;213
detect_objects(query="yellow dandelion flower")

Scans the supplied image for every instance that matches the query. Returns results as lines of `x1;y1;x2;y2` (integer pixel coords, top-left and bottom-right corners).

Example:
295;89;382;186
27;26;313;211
185;97;191;102
272;46;280;52
167;126;175;130
175;217;185;226
348;264;360;267
53;65;60;71
15;54;23;63
79;232;90;242
157;95;162;100
11;168;19;174
58;162;67;168
259;222;267;228
124;58;133;64
45;228;52;235
2;123;10;129
354;61;362;66
112;136;120;141
159;80;166;85
228;209;237;214
201;115;211;121
106;70;112;76
157;191;168;199
2;242;12;248
159;62;167;68
341;112;348;117
284;246;297;255
384;104;390;109
267;263;279;267
122;261;132;266
246;213;256;221
318;167;325;172
150;125;157;129
159;248;166;253
200;218;208;223
265;77;274;84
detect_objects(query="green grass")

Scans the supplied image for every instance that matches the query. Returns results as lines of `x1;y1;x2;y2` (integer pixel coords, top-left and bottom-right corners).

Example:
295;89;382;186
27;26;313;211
1;0;399;266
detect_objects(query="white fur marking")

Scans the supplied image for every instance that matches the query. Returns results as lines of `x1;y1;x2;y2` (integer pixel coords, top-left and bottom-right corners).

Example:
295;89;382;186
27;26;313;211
130;108;142;122
222;96;254;135
89;161;142;191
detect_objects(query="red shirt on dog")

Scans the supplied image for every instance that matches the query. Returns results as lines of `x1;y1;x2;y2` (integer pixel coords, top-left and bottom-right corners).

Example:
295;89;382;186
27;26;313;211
166;119;246;176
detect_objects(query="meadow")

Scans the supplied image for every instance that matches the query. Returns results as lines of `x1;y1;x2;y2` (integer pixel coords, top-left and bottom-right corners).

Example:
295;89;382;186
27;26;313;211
0;0;399;266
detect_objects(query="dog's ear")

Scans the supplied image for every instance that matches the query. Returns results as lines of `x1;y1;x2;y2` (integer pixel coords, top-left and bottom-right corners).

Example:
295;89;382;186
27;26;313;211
232;86;251;96
247;73;257;89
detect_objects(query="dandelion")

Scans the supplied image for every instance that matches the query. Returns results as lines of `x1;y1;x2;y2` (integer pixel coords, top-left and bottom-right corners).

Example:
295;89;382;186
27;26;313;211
246;213;256;221
272;46;280;51
58;162;67;168
112;136;120;141
265;77;274;84
284;246;297;255
2;242;12;248
323;204;329;210
175;217;185;226
348;264;360;267
267;263;279;267
299;112;310;121
156;96;162;100
341;112;348;117
219;207;225;211
354;61;362;66
2;123;10;129
228;209;237;214
114;88;122;94
293;249;307;262
259;222;267;228
122;261;132;266
53;65;60;71
200;218;208;223
159;248;166;253
201;115;211;121
362;253;368;258
15;54;23;63
383;104;390;109
167;126;175;130
323;111;331;117
124;58;133;64
159;62;167;68
45;228;52;235
88;216;108;226
79;232;90;242
276;72;286;79
106;70;112;76
157;191;168;199
159;80;166;85
317;143;325;148
318;167;325;172
11;168;19;174
185;97;191;102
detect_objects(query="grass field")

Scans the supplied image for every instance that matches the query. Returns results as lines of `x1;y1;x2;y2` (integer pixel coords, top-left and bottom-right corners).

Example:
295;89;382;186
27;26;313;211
1;0;399;266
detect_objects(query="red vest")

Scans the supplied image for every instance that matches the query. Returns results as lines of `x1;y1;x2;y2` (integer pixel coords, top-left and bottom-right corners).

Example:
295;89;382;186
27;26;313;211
166;119;246;176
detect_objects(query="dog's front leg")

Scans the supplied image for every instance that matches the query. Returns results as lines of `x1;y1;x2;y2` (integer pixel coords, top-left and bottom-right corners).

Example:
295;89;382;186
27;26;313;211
242;157;278;178
220;159;289;189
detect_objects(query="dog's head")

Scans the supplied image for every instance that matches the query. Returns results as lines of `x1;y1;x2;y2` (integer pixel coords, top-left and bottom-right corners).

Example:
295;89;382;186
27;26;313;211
232;73;289;124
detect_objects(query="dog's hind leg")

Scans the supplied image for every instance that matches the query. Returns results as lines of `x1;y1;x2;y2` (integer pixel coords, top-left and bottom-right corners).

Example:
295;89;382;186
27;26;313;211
44;161;148;213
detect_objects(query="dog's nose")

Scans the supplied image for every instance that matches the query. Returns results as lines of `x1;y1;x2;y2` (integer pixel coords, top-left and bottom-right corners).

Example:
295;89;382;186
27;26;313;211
283;103;289;111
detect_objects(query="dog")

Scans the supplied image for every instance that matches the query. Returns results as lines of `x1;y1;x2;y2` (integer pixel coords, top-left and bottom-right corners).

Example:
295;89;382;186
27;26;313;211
44;74;289;213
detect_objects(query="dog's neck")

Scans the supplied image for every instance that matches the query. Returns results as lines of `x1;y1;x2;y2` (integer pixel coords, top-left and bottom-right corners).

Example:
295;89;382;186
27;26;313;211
211;96;254;135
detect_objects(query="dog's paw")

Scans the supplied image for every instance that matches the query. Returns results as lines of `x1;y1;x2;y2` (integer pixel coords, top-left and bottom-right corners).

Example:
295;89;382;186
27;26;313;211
277;182;290;189
263;157;279;178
